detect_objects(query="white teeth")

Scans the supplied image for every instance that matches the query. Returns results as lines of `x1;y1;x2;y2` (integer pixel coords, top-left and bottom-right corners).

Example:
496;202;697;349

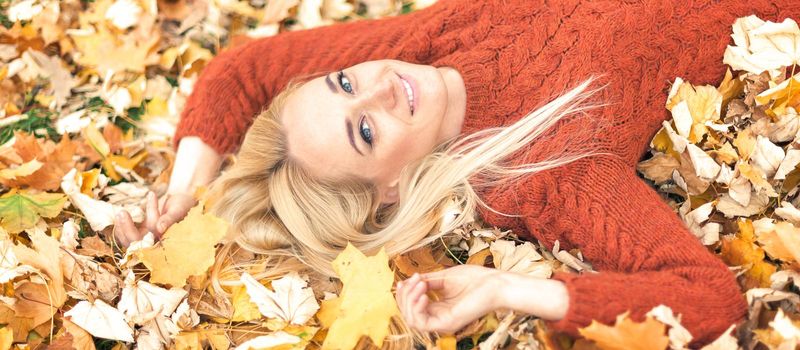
401;78;414;113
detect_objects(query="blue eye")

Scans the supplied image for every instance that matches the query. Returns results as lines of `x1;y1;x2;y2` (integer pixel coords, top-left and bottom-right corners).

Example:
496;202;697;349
337;71;353;94
359;115;373;146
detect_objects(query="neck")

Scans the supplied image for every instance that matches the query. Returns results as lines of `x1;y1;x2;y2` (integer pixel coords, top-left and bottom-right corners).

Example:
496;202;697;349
437;66;467;144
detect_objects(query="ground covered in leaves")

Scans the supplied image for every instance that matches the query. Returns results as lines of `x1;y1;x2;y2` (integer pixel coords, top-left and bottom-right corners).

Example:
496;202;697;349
0;1;799;349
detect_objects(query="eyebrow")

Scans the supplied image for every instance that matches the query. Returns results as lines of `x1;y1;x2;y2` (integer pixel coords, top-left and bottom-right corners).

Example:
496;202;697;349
346;119;364;156
329;73;363;156
325;74;338;94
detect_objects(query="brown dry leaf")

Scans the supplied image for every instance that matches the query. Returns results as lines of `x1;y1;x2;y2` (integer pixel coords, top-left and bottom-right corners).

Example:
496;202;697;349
578;311;669;350
138;202;228;287
75;235;113;257
677;151;711;195
392;246;445;277
0;303;34;343
720;219;776;289
709;142;739;165
47;331;74;350
637;153;679;184
62;252;122;303
11;228;68;327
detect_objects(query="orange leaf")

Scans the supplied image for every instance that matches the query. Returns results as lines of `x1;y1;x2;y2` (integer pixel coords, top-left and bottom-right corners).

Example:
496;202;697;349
720;219;776;289
578;311;669;350
1;131;78;190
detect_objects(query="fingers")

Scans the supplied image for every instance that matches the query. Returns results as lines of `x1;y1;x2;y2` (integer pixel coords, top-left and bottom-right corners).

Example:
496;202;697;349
157;193;168;214
156;193;196;235
398;273;432;331
422;272;446;290
113;210;139;248
144;191;160;234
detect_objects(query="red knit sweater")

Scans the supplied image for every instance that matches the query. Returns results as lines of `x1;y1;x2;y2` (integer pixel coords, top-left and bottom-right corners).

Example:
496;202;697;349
174;0;800;346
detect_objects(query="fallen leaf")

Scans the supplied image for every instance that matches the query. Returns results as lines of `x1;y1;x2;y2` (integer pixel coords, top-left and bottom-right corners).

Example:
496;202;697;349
62;318;97;350
64;299;134;342
0;159;42;180
75;235;113;257
61;168;143;231
645;305;693;350
720;219;776;289
2;131;79;191
322;243;399;350
12;234;68;328
578;311;669;350
0;189;66;234
637;153;679;184
138;202;228;287
490;240;552;278
240;271;319;325
234;331;302;350
723;15;800;78
392;246;446;277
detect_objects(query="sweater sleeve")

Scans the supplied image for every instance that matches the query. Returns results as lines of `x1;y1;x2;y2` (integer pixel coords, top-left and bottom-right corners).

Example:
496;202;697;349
173;0;458;155
517;156;746;347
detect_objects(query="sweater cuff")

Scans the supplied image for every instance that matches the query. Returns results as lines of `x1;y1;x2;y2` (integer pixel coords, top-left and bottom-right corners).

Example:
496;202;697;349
545;271;605;338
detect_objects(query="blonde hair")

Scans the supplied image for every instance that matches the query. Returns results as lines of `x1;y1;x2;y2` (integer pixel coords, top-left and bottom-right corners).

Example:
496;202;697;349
206;69;609;348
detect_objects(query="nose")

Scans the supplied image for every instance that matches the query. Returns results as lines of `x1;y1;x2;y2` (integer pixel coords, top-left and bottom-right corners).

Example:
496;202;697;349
356;75;396;113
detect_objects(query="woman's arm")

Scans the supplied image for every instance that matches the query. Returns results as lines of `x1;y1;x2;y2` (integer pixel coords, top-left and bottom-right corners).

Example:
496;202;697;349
167;136;223;196
173;0;462;156
497;272;569;321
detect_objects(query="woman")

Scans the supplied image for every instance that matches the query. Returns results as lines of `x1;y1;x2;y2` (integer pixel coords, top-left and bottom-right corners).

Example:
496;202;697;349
114;0;799;347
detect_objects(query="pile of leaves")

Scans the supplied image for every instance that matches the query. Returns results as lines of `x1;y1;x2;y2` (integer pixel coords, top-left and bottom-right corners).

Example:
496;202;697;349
0;0;798;349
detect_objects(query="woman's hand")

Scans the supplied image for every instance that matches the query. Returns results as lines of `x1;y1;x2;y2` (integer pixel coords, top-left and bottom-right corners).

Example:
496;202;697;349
395;265;506;334
113;191;197;247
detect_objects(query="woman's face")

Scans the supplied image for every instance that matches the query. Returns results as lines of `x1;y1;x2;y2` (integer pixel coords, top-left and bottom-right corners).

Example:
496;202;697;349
281;59;466;203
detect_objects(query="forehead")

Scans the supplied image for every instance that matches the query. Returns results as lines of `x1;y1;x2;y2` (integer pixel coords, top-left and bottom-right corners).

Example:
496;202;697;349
281;76;361;181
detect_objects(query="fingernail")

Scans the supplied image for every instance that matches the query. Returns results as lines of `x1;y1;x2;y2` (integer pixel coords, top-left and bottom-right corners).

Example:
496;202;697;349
158;222;166;232
116;211;124;220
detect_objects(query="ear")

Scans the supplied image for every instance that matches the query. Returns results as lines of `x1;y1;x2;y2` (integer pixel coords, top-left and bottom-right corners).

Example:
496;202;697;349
378;179;400;205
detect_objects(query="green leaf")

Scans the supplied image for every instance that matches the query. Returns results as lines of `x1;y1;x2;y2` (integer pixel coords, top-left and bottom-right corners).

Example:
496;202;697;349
0;190;67;234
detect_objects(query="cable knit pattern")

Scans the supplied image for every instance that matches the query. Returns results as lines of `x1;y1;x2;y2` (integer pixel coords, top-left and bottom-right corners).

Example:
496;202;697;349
174;0;800;347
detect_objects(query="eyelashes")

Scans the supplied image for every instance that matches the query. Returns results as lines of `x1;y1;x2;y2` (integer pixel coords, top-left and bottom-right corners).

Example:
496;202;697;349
337;70;374;147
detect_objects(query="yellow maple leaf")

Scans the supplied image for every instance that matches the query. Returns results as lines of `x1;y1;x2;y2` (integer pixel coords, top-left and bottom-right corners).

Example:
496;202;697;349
320;243;399;350
0;189;66;234
578;311;669;350
69;23;160;74
138;202;229;287
231;284;262;322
